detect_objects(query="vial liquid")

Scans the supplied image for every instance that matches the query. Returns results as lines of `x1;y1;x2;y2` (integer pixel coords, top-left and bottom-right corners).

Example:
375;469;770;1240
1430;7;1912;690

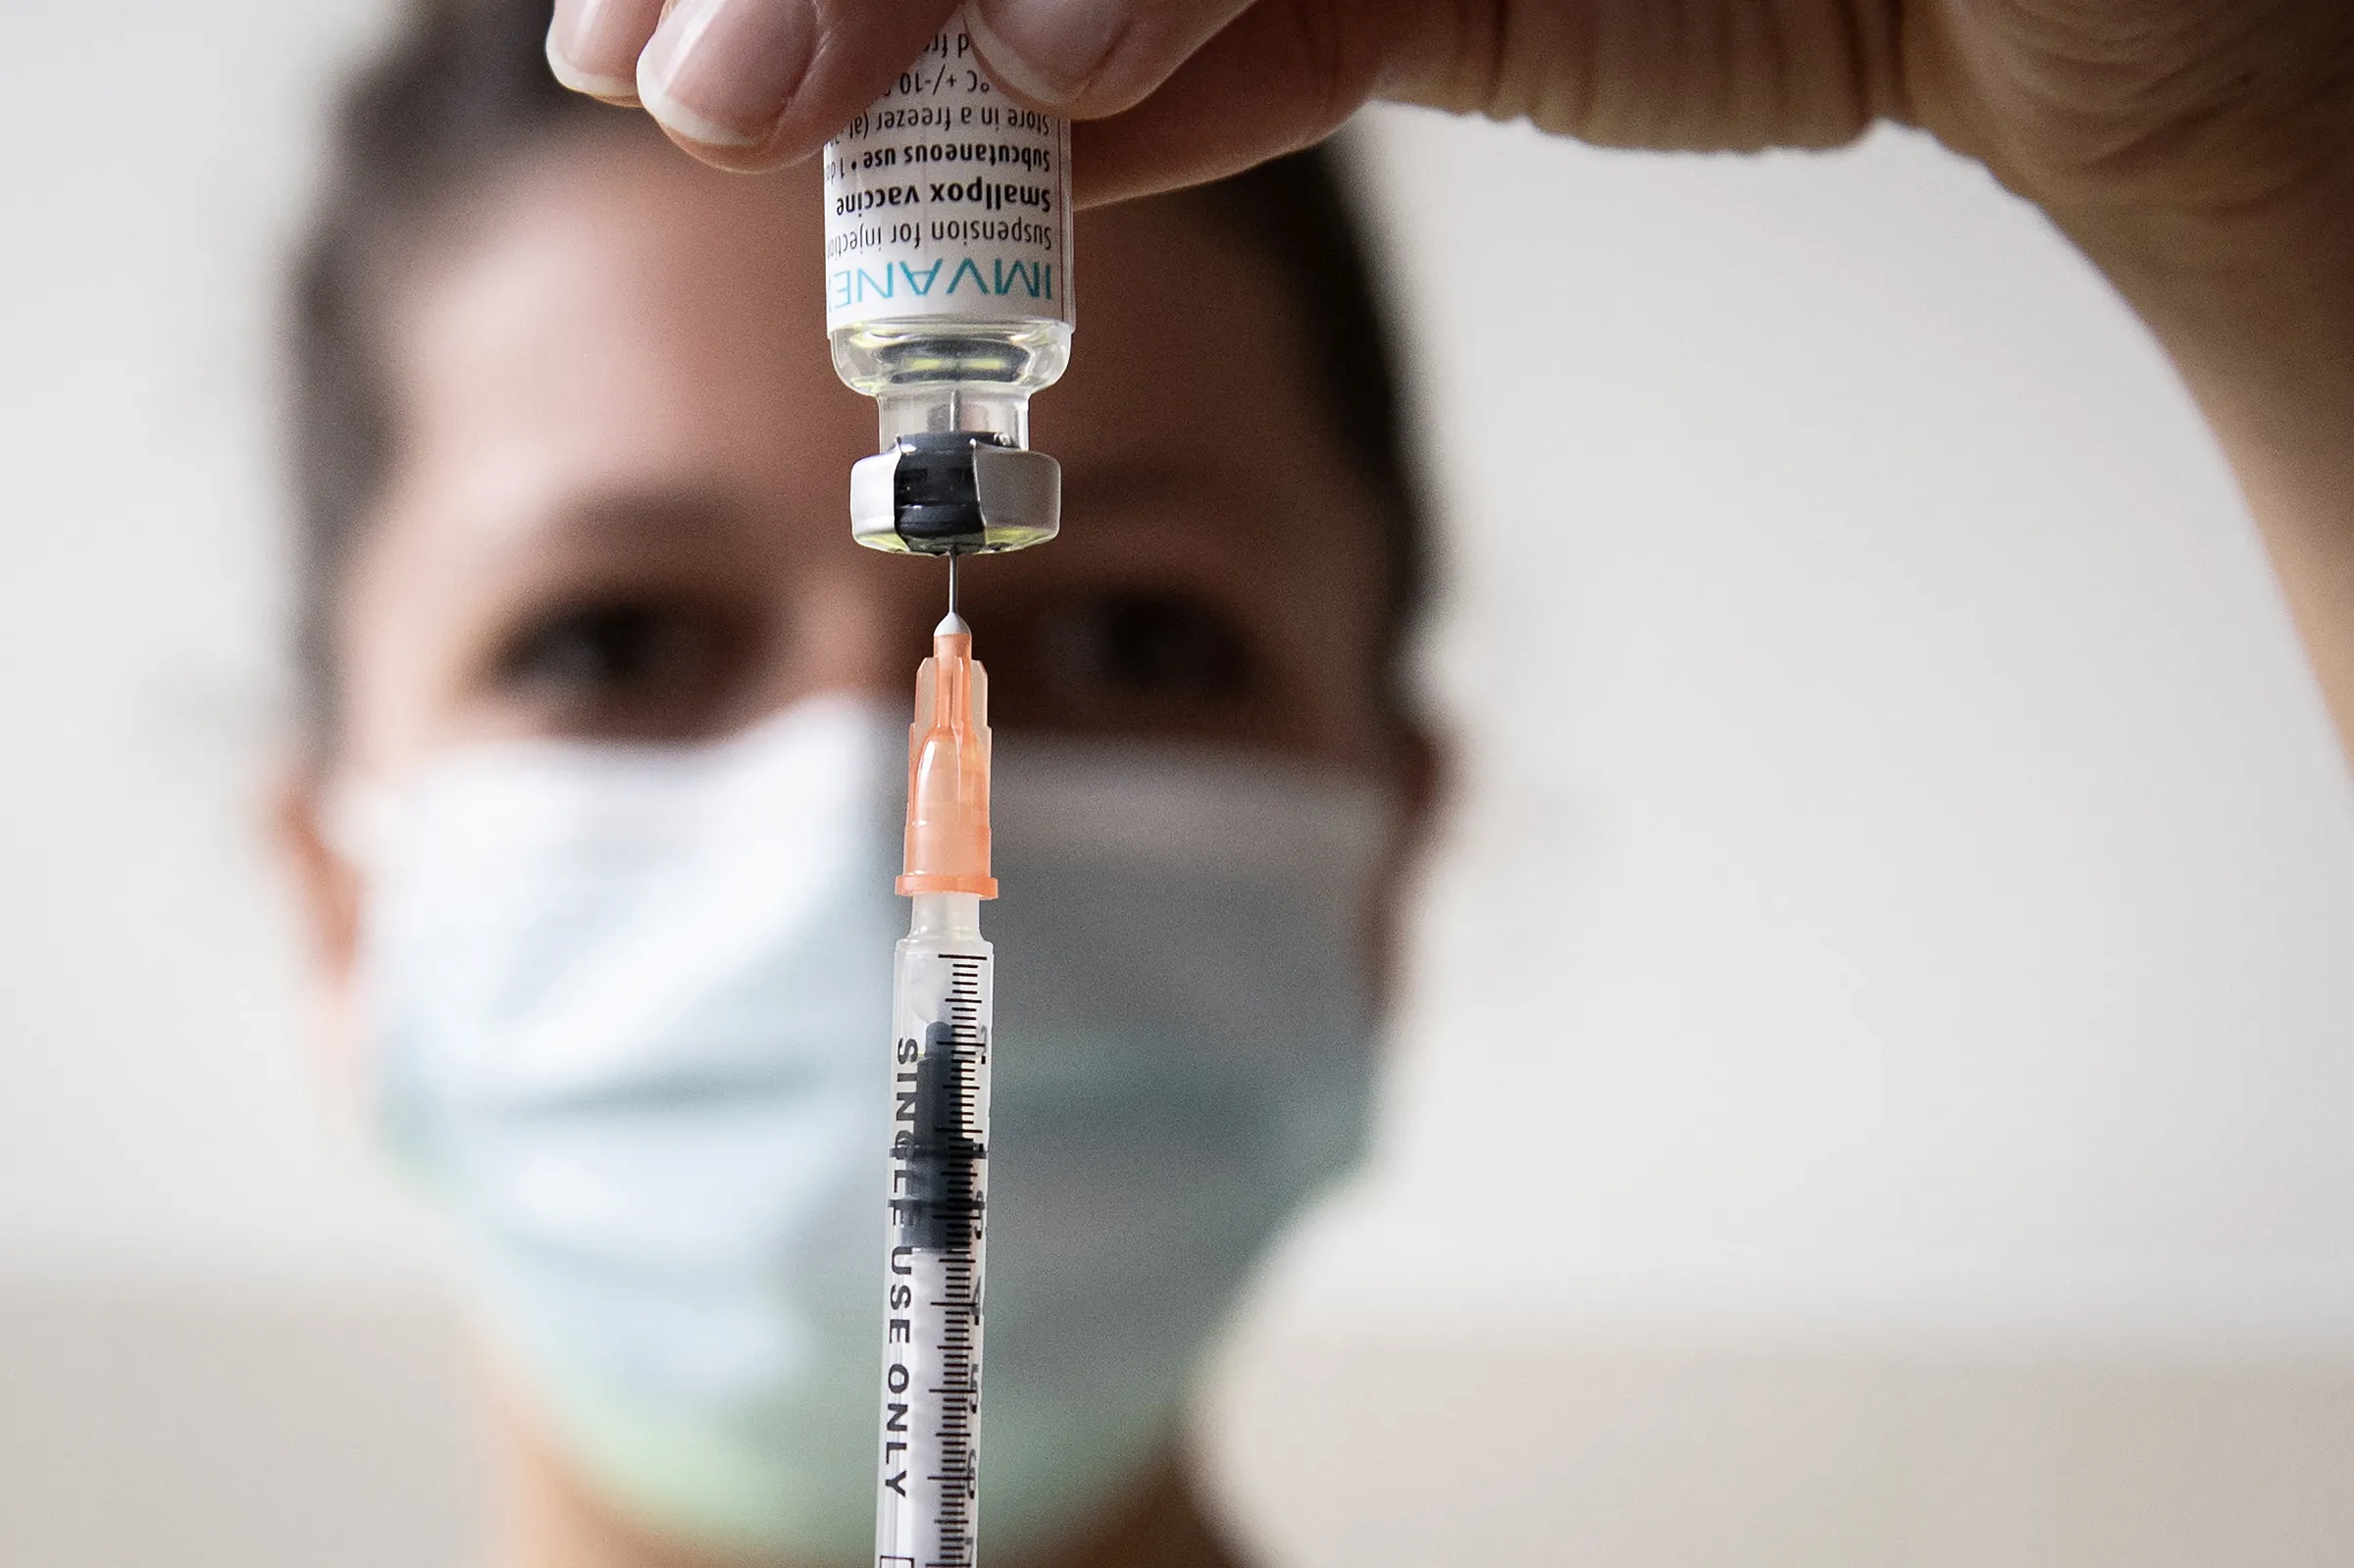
824;21;1073;555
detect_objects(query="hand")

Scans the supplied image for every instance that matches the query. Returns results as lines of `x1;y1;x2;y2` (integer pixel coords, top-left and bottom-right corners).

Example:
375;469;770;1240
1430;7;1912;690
547;0;2354;758
547;1;2345;215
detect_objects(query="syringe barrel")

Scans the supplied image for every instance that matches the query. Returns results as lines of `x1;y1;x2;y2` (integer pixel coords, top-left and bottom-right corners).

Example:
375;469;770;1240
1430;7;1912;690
875;893;993;1568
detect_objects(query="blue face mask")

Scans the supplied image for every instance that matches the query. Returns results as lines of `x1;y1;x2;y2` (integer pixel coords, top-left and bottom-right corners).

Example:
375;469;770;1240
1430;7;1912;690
343;696;1389;1561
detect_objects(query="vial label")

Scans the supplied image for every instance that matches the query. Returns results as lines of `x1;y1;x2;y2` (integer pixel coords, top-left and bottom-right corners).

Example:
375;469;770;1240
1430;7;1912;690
824;25;1074;335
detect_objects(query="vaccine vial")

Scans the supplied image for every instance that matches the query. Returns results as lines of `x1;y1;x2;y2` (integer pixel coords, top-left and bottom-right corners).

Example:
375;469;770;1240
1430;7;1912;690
823;21;1072;555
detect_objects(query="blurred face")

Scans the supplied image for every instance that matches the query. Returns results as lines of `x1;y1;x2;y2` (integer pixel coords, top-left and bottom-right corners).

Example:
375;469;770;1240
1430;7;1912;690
325;131;1397;789
279;128;1428;1560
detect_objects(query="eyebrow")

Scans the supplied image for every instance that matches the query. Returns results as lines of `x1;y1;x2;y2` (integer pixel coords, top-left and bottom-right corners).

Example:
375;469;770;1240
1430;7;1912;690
1058;458;1284;547
446;479;834;593
534;484;757;550
487;458;1285;577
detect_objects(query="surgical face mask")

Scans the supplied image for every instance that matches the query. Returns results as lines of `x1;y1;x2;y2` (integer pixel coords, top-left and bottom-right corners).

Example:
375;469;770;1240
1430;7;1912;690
345;695;1390;1561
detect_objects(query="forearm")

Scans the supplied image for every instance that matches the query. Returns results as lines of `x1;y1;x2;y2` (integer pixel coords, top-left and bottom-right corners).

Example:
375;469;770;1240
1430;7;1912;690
2060;163;2354;768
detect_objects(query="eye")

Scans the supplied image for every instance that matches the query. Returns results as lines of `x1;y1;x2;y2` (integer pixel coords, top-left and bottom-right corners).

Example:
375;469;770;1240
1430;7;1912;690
489;595;760;737
1040;589;1255;704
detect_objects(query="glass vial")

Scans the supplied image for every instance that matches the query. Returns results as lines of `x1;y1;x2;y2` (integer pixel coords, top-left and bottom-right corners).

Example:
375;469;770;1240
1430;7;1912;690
824;19;1073;554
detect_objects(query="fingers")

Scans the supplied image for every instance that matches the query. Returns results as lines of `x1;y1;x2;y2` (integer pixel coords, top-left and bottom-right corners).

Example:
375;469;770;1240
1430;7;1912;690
544;0;666;105
1066;0;1418;205
547;0;964;171
645;0;972;170
547;0;1254;169
632;0;820;161
539;0;1422;185
962;0;1259;120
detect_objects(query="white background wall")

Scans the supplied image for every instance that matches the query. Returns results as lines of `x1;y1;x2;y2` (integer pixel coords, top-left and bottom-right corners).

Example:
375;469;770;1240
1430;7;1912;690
4;4;2352;1564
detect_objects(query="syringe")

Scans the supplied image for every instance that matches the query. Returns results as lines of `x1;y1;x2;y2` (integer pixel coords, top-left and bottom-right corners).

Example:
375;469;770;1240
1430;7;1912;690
876;607;997;1568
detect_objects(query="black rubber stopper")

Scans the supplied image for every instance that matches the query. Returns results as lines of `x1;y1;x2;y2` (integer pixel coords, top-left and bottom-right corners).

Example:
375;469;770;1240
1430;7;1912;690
893;431;1010;552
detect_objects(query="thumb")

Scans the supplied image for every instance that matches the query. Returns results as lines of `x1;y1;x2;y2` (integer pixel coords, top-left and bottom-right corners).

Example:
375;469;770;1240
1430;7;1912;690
1060;0;1434;206
961;0;1260;119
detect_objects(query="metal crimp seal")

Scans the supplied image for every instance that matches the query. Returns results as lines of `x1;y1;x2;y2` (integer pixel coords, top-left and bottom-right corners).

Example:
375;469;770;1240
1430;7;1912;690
850;431;1062;555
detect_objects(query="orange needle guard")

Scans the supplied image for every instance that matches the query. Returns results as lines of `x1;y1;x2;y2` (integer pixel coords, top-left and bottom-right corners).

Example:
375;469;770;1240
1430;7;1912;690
897;612;997;898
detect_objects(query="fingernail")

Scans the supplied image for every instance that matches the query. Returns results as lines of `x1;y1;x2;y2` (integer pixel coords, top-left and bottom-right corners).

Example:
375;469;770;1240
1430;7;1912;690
966;0;1128;107
638;0;815;149
546;0;661;102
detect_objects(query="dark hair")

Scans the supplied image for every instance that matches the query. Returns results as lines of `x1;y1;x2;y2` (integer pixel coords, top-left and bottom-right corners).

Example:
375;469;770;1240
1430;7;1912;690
288;0;1429;747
